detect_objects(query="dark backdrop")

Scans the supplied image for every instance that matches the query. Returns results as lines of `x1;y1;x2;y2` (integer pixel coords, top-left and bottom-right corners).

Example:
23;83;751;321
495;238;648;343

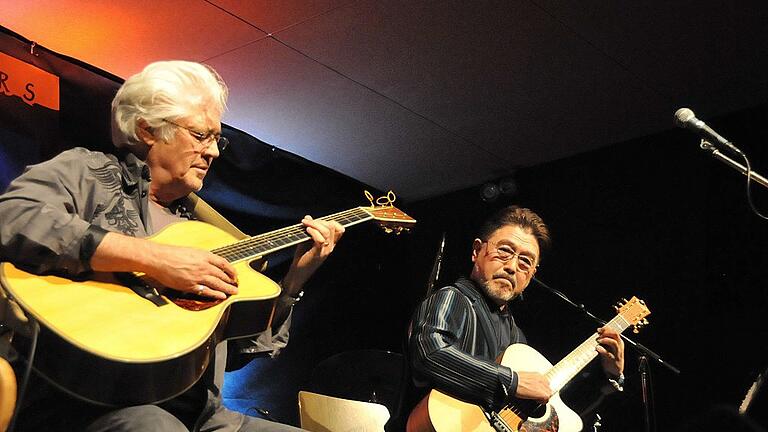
268;102;768;431
3;25;768;431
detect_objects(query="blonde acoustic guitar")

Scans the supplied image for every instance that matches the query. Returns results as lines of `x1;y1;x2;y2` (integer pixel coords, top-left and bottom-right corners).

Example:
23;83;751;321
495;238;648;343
0;204;415;407
407;297;650;432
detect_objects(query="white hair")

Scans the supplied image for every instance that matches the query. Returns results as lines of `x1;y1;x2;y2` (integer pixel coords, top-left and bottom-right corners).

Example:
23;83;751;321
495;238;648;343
111;60;228;149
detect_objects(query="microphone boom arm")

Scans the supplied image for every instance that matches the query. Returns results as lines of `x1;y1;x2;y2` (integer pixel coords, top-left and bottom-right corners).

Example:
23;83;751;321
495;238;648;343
532;277;680;375
699;140;768;190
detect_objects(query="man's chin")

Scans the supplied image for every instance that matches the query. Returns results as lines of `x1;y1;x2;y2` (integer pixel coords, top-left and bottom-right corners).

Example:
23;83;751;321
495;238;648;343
184;177;204;192
483;281;517;304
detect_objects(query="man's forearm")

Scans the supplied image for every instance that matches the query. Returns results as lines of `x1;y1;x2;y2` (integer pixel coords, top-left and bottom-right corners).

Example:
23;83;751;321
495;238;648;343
90;232;158;273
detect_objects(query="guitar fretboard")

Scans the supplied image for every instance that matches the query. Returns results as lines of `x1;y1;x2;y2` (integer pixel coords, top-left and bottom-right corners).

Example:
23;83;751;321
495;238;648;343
545;313;630;392
210;208;373;263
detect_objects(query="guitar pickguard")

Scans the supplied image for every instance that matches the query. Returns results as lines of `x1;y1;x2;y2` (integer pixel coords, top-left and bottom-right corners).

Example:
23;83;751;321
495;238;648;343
520;405;559;432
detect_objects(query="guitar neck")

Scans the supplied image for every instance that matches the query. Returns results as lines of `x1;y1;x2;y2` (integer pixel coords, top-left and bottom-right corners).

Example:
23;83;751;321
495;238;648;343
210;207;374;263
545;313;631;392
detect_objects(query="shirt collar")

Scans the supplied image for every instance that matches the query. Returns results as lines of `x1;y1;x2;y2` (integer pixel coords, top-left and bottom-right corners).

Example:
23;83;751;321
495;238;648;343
117;149;150;193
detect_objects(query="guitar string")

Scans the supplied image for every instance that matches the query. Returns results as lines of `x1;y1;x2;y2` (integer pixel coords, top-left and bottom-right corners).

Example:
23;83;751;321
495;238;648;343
212;208;364;259
544;316;626;386
216;208;362;253
225;208;369;255
211;208;372;261
241;204;408;250
500;313;631;420
546;323;619;384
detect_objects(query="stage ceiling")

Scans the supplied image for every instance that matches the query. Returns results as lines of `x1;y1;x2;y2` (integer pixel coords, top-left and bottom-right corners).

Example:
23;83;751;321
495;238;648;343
3;1;767;200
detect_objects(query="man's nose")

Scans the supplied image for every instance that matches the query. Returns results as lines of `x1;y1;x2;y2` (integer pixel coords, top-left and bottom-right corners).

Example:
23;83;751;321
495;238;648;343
203;140;220;158
502;256;518;274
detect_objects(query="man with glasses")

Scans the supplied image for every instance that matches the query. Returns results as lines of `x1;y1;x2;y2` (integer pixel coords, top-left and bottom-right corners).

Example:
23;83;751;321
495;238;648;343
404;206;624;429
0;61;343;431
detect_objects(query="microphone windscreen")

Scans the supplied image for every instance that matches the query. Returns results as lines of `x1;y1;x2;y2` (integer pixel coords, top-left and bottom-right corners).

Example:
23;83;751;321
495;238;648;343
674;108;695;128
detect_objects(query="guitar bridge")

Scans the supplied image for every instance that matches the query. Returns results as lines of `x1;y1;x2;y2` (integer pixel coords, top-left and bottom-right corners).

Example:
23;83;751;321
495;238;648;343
114;272;168;307
485;411;514;432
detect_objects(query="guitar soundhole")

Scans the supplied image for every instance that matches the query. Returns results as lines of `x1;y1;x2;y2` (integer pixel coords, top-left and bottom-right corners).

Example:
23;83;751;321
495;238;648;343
514;399;546;419
167;290;224;311
529;402;546;418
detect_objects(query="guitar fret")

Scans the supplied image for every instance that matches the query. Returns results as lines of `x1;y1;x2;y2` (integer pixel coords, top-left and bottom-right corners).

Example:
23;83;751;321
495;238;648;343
546;314;630;391
338;214;363;223
211;207;381;263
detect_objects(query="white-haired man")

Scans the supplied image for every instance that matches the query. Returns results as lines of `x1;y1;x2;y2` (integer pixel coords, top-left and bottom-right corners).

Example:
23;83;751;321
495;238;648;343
0;61;342;431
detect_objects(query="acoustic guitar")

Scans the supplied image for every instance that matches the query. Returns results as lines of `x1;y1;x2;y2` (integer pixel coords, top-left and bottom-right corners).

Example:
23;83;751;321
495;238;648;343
0;204;415;407
407;297;650;432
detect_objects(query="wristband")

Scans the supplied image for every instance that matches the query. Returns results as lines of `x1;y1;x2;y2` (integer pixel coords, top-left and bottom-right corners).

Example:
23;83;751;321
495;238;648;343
608;373;625;392
279;290;304;307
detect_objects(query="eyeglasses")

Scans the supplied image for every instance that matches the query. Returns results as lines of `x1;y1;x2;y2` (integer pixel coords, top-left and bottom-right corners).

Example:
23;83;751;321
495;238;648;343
486;241;537;274
162;118;229;151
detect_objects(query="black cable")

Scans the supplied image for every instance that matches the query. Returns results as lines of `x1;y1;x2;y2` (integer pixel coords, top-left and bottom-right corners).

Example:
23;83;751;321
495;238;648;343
7;318;39;432
732;146;768;220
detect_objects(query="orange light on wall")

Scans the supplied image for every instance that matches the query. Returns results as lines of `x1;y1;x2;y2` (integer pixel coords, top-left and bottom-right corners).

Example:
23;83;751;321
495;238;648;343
2;1;156;77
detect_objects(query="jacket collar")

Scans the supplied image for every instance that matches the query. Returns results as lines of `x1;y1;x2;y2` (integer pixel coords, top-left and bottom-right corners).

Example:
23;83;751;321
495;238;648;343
454;277;508;313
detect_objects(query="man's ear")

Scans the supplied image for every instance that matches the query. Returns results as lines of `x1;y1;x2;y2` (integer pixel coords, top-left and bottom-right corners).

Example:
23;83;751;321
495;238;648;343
135;119;157;147
471;238;483;263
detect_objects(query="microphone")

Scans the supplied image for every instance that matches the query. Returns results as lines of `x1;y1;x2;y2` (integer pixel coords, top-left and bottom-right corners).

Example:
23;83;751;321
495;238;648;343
674;108;735;150
675;108;768;190
425;232;446;295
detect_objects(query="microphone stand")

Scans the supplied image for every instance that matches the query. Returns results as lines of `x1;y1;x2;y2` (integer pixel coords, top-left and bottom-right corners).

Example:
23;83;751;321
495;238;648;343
639;356;654;432
699;140;768;190
531;278;679;432
425;232;447;294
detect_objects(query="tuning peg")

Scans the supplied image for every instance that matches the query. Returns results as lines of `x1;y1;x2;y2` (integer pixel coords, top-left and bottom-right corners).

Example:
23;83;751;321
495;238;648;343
642;318;649;325
632;319;650;334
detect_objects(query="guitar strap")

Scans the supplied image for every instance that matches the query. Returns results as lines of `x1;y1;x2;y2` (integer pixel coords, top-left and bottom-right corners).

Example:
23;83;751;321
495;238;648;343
184;193;248;240
183;194;269;273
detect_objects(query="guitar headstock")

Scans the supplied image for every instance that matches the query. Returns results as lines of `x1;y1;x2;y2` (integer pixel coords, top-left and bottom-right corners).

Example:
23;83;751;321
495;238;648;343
614;296;651;334
361;205;416;234
361;190;416;235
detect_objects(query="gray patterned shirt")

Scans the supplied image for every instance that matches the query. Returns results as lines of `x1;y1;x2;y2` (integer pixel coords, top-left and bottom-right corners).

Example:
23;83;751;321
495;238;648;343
0;147;291;425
